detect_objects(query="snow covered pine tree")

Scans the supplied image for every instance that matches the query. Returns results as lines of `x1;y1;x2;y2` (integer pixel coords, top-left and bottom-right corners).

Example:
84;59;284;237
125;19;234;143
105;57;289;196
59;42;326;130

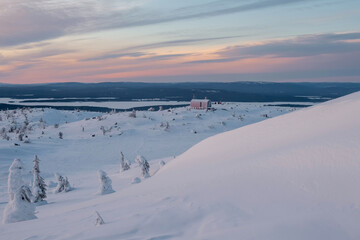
136;155;150;178
120;152;130;172
4;159;36;223
97;170;115;195
54;173;72;193
32;155;47;203
8;158;25;201
3;186;37;223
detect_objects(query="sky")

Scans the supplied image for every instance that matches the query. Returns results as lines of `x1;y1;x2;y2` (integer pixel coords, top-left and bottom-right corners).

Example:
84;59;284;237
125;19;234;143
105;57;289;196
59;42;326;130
0;0;359;84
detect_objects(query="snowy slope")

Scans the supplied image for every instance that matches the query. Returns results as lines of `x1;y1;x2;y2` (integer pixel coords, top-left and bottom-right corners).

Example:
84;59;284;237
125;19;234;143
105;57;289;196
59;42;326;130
0;93;359;239
0;102;295;200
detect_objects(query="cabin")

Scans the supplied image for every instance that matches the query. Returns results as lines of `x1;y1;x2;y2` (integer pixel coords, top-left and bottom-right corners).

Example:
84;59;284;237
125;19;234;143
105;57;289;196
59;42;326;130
190;99;211;110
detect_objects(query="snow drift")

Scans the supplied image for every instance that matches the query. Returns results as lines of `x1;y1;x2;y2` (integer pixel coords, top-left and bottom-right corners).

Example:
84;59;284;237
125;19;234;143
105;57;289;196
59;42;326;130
1;92;360;239
151;91;360;239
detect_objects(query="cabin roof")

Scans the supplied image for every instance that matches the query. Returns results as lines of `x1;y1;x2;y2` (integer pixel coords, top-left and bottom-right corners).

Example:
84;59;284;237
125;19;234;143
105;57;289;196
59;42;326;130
191;99;210;103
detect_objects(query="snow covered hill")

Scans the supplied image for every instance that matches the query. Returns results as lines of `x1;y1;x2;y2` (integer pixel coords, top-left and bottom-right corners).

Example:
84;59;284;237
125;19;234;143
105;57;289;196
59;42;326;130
0;92;359;239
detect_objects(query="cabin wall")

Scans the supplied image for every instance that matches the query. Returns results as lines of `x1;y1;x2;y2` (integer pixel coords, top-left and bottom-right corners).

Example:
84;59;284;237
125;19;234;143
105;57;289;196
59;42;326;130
190;100;210;109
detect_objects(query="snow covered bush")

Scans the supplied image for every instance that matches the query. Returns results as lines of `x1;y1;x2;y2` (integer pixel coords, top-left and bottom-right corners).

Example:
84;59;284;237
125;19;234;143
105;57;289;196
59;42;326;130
8;159;24;201
132;177;141;184
54;173;72;193
18;133;24;142
95;211;104;226
100;126;112;135
97;170;115;195
136;155;150;178
159;160;166;167
160;122;170;130
3;185;37;224
129;110;136;118
32;155;47;203
120;152;130;172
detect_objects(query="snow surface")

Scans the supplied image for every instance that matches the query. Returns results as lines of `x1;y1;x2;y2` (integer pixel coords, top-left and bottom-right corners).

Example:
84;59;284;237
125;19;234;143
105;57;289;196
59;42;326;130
1;93;359;239
0;102;295;201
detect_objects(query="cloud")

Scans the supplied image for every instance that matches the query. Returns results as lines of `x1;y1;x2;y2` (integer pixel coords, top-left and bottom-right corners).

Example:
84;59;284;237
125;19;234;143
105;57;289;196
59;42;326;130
0;5;78;47
0;0;316;47
117;35;245;52
80;35;243;62
0;54;7;65
81;52;147;62
94;0;314;31
108;68;360;83
82;52;190;63
183;58;239;64
217;32;360;59
16;42;52;50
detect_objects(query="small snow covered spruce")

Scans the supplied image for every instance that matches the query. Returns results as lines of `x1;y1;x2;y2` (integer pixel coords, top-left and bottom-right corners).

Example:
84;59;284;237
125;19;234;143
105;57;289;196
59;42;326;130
8;158;25;201
32;155;47;203
128;109;136;118
54;173;72;193
132;177;141;184
3;185;37;224
120;152;130;172
95;211;104;226
136;155;150;178
159;160;166;168
97;170;115;195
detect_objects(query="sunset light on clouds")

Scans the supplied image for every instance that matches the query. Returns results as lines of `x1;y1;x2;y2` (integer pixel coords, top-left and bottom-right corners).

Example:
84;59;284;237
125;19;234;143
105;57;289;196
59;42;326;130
0;0;359;84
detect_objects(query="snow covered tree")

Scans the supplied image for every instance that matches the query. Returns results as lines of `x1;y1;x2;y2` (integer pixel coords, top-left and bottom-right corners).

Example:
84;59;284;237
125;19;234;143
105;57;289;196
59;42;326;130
32;155;47;203
95;211;104;226
120;152;130;172
18;133;24;141
8;159;24;201
2;185;37;224
132;177;141;184
159;160;166;167
97;170;115;195
54;173;72;193
128;109;136;118
136;155;150;178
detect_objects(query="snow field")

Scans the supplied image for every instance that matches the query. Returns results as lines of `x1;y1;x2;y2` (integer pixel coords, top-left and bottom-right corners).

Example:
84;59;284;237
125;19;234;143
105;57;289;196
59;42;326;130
0;101;319;239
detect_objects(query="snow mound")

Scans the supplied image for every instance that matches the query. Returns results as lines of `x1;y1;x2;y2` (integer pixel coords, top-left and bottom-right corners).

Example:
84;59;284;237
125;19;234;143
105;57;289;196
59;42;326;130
150;91;360;239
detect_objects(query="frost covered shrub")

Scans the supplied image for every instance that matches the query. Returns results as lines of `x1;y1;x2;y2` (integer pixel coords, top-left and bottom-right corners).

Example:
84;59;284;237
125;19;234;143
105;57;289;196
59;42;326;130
160;122;169;130
32;155;47;203
95;211;104;226
97;170;114;195
54;173;71;193
3;186;37;224
120;152;130;172
136;155;150;178
159;160;166;167
129;110;136;118
132;177;141;184
8;159;24;201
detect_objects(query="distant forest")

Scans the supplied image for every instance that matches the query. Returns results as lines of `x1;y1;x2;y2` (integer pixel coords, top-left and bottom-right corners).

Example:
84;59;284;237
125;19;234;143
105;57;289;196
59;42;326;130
1;82;360;102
